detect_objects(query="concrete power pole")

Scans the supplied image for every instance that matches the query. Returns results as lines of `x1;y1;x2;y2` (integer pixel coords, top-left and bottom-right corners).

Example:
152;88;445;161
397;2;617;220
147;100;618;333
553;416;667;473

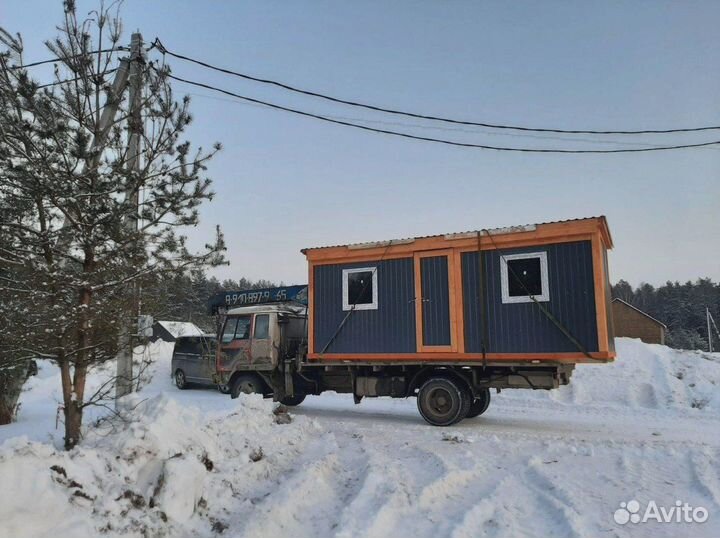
116;32;144;402
709;307;715;353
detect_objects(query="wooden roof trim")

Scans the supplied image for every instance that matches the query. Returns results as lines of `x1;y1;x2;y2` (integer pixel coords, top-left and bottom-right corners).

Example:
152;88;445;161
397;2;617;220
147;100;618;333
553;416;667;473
304;217;611;262
597;215;613;249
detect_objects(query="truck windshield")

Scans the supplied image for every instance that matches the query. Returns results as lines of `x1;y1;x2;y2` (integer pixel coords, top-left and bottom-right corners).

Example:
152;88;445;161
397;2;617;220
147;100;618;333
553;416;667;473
222;318;237;343
222;316;251;343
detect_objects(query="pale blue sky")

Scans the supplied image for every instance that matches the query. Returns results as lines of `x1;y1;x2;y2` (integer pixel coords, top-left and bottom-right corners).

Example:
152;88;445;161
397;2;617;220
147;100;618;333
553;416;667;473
3;1;719;286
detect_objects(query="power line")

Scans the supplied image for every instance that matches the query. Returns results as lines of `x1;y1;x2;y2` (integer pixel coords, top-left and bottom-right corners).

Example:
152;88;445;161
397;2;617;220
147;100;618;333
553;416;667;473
6;47;125;70
162;70;720;154
185;90;641;146
187;90;720;151
153;38;720;136
36;69;119;89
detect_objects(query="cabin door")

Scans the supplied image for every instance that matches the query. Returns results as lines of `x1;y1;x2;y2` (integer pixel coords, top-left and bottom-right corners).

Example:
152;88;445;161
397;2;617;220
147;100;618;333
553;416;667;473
219;315;252;369
414;250;457;352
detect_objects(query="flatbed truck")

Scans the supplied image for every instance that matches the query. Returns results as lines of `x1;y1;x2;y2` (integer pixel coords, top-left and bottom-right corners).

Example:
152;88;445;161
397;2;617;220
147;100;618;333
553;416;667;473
203;218;615;426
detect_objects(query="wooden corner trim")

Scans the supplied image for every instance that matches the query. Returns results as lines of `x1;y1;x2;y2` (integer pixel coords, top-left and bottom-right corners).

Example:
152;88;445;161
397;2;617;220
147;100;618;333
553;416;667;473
591;236;610;353
308;261;315;355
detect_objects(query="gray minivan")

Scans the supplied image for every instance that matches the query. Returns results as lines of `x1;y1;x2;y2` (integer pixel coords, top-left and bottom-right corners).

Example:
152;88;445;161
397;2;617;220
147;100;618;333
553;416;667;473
171;335;227;393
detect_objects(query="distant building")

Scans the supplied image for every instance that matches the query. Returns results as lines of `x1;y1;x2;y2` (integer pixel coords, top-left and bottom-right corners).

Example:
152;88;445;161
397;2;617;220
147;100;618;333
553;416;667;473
611;298;666;345
151;320;205;343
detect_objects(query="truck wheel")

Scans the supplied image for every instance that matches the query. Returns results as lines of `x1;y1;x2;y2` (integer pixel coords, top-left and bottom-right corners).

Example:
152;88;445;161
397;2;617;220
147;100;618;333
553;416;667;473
218;384;230;395
280;394;306;406
466;388;491;418
230;374;264;399
175;369;187;390
417;377;471;426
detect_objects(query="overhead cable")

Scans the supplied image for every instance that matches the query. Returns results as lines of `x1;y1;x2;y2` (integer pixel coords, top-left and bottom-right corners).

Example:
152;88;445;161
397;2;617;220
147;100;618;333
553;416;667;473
153;38;720;136
161;70;720;154
5;47;125;70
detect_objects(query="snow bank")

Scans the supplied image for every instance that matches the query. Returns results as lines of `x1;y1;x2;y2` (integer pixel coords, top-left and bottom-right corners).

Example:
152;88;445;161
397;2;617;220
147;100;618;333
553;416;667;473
502;338;720;412
1;337;719;537
0;392;320;537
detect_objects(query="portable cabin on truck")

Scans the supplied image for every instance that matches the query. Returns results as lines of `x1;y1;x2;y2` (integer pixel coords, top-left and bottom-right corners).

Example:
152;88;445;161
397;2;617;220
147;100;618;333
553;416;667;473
211;216;615;426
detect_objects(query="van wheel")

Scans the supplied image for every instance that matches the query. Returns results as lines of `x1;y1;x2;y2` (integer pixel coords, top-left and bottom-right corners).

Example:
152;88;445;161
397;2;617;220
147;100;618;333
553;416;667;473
280;394;306;406
466;388;491;418
218;384;230;394
417;377;471;426
230;374;264;399
175;370;187;390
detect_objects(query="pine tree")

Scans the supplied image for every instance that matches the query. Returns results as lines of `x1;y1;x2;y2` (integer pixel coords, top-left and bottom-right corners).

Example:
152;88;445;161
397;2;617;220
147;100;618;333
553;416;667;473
0;2;225;447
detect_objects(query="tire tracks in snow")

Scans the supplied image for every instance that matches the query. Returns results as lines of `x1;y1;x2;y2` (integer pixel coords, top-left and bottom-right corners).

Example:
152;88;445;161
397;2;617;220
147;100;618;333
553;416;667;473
687;450;720;509
333;430;450;537
216;426;370;538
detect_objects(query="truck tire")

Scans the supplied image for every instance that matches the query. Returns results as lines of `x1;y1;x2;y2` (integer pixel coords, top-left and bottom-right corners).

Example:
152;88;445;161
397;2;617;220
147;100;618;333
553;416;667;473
417;377;471;426
230;374;264;399
174;369;188;390
280;394;306;406
466;388;491;418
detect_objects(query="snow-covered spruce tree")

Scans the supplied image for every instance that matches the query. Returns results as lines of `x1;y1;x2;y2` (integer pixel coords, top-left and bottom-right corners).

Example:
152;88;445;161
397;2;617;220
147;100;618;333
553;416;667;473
0;2;225;447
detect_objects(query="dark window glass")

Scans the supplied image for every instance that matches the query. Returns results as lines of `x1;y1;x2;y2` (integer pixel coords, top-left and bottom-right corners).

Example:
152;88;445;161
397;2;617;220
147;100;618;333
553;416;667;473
234;317;251;340
254;314;269;340
347;271;374;306
221;318;238;343
204;338;217;353
174;337;202;355
507;257;542;297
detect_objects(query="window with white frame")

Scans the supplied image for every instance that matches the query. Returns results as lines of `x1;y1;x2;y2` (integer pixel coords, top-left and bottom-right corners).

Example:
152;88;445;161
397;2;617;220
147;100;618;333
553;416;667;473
500;252;549;304
342;267;378;311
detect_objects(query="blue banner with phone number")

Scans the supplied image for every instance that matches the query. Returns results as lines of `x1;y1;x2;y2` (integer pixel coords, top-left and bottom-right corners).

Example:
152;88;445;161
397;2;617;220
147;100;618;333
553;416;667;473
208;285;308;314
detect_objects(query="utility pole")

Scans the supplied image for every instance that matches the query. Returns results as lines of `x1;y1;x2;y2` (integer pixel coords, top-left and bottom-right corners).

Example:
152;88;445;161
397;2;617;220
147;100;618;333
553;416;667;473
54;47;132;252
709;307;717;353
116;32;144;402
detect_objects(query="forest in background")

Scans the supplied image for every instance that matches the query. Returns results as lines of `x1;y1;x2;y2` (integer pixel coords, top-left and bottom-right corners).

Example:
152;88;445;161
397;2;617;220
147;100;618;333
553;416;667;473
153;272;720;351
145;270;278;332
612;278;719;350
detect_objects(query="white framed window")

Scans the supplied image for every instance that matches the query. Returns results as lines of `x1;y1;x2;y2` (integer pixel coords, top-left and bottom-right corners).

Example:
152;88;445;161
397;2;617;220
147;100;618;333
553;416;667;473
500;251;550;304
342;267;378;311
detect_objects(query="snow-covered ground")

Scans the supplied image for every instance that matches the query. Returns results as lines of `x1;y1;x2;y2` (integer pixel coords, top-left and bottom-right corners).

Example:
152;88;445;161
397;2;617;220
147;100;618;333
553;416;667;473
1;338;719;537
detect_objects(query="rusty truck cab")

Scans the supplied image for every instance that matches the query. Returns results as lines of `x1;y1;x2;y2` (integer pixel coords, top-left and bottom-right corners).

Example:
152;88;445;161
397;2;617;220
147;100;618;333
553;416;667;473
215;304;307;391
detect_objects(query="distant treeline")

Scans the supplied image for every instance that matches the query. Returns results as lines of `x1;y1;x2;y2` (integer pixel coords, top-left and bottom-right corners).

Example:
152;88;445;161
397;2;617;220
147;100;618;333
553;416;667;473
612;278;719;350
144;270;277;332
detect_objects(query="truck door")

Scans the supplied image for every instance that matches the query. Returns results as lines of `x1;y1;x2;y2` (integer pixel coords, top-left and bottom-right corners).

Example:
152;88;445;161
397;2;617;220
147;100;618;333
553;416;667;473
250;313;273;367
219;315;252;371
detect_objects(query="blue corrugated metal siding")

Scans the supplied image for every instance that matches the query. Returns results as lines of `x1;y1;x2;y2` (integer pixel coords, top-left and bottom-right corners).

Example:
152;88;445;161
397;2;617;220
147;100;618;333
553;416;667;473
420;256;451;346
462;241;598;353
314;258;416;353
